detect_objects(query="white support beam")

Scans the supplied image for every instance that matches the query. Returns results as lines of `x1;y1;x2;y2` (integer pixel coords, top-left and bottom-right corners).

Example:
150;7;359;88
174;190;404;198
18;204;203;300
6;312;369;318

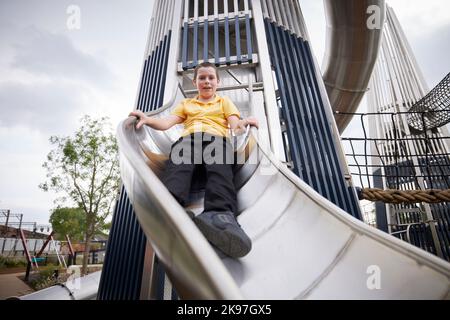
251;0;285;160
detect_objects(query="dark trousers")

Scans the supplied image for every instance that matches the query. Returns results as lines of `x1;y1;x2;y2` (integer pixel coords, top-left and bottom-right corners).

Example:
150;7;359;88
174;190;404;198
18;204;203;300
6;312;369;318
162;133;237;214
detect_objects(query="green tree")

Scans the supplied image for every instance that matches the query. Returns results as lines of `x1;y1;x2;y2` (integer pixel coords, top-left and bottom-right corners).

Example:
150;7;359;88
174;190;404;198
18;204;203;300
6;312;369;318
40;115;120;275
50;207;85;241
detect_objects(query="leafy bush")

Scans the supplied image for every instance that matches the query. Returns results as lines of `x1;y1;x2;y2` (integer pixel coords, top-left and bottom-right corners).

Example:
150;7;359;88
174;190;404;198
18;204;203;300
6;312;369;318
27;265;68;291
0;256;28;269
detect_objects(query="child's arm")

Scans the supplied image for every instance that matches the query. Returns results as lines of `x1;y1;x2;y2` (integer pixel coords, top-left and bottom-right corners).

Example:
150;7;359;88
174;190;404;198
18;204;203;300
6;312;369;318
227;115;259;134
129;110;184;130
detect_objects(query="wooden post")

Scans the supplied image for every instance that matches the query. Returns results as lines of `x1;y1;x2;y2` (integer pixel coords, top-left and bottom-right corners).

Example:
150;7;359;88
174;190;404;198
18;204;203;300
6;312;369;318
66;234;75;266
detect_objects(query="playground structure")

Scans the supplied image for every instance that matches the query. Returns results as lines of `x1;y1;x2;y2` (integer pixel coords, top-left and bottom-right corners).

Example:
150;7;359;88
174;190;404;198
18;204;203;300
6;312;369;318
97;0;450;300
1;210;71;279
1;209;106;287
340;6;450;261
1;209;55;257
20;0;450;299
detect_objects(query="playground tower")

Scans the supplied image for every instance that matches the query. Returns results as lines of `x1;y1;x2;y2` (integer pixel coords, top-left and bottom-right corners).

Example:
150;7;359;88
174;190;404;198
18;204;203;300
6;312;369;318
367;6;450;261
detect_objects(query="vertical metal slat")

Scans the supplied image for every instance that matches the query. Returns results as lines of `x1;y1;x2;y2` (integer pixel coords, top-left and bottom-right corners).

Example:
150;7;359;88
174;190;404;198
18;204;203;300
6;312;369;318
152;35;170;110
302;40;360;217
97;188;124;299
234;0;241;64
142;49;157;111
283;29;329;197
214;0;220;66
291;33;342;206
182;0;190;70
137;59;149;110
182;22;189;70
265;18;361;218
245;16;252;62
203;0;209;62
276;24;321;192
192;0;199;68
224;0;231;65
265;19;306;180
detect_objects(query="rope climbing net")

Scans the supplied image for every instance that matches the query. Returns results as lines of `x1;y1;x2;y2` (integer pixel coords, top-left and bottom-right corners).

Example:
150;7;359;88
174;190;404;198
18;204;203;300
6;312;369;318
337;110;450;203
407;72;450;132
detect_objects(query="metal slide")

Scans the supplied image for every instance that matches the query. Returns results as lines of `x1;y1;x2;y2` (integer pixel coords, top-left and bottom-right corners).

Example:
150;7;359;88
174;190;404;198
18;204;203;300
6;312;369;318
116;101;450;299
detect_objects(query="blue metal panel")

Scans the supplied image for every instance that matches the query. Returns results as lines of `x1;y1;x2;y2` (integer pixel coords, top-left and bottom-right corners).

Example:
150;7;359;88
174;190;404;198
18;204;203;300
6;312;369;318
297;37;353;212
182;9;254;69
214;18;220;66
143;46;160;112
155;258;166;300
302;40;362;216
97;190;121;299
98;32;172;300
264;19;361;219
151;34;170;111
203;19;209;61
245;14;252;63
192;20;199;68
156;35;170;110
137;59;149;110
224;17;231;65
182;22;189;70
235;16;241;64
98;188;146;299
145;39;164;111
107;189;130;298
265;22;312;184
281;27;325;195
435;203;450;260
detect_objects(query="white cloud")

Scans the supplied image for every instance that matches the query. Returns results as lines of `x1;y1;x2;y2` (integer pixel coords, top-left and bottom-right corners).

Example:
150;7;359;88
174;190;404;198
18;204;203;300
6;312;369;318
0;0;153;227
0;81;88;134
10;26;114;88
387;0;450;36
0;126;54;224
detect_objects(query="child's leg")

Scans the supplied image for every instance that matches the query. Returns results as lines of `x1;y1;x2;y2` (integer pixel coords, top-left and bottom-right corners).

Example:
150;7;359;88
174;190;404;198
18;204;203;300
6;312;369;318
203;136;237;214
195;134;251;258
162;135;196;206
203;163;237;213
162;161;195;206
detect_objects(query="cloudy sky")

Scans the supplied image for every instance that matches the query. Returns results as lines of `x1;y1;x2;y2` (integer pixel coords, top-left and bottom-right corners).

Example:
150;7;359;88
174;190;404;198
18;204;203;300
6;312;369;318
0;0;449;225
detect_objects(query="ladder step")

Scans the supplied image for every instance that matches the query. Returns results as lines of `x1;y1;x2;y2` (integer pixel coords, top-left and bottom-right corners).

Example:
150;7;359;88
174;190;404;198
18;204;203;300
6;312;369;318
178;54;259;72
186;11;252;26
182;82;263;95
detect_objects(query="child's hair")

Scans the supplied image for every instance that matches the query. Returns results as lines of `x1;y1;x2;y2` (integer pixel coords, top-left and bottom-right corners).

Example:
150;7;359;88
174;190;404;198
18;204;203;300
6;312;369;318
193;62;220;81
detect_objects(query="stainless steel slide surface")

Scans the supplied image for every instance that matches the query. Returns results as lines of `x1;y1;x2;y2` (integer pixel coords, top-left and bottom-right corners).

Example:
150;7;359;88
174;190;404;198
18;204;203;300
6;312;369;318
322;0;385;133
117;111;450;299
20;271;101;300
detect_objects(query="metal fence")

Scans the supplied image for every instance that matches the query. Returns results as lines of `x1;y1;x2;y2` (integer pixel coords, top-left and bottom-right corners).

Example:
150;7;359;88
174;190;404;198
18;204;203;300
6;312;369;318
1;238;61;256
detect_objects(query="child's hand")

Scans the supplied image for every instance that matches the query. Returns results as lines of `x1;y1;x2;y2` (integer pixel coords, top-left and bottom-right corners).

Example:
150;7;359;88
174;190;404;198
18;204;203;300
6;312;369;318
237;117;258;130
233;117;259;135
245;117;259;129
129;110;147;129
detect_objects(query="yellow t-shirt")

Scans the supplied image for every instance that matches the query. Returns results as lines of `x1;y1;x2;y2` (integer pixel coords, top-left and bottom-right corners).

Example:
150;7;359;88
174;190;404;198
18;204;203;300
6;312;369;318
171;95;241;137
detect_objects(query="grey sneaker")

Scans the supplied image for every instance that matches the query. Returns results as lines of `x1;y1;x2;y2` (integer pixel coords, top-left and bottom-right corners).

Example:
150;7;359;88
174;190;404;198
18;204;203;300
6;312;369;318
194;210;252;258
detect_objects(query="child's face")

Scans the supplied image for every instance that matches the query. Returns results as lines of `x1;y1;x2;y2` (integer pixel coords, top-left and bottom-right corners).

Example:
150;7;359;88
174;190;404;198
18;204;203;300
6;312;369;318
193;67;219;100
